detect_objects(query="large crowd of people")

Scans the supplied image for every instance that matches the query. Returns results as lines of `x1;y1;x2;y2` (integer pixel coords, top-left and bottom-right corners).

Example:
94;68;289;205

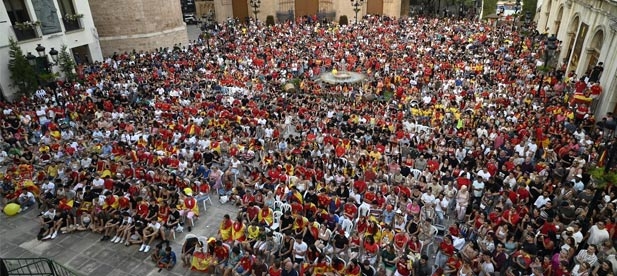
0;12;615;276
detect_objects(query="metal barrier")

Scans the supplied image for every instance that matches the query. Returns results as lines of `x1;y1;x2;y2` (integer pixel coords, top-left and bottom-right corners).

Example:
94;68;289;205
0;258;81;276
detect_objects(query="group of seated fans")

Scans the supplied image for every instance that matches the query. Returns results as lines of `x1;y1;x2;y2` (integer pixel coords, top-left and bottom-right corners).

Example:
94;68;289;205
2;7;617;276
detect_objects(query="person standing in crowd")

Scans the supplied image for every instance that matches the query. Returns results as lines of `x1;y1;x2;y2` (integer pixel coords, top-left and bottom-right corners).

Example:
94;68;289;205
2;13;616;276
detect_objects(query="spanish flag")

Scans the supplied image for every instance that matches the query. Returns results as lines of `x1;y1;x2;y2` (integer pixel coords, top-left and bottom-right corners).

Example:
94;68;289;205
188;124;200;136
129;150;138;162
599;149;608;167
50;130;61;140
211;141;221;154
290;190;303;204
58;198;74;211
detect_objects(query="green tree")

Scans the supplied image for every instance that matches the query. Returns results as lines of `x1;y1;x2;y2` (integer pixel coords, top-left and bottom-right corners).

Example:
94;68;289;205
482;0;497;18
7;38;38;98
57;45;77;82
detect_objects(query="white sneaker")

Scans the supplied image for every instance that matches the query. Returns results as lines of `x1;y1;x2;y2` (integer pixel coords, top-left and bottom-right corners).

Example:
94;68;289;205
51;231;57;239
43;234;52;240
144;245;151;253
118;239;124;244
139;244;146;252
111;236;118;243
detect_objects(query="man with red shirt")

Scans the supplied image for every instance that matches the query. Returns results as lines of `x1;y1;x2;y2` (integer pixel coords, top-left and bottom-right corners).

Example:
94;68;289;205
395;255;412;276
244;203;260;224
214;241;230;270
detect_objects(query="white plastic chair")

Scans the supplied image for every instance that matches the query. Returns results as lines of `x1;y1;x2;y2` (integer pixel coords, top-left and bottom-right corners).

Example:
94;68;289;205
423;226;440;255
270;210;284;231
273;200;284;211
272;231;284;246
358;202;371;218
340;218;354;238
197;235;208;246
410;169;422;179
280;203;292;214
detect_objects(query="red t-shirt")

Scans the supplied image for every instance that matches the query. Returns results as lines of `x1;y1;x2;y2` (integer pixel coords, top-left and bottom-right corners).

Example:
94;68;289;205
344;203;358;219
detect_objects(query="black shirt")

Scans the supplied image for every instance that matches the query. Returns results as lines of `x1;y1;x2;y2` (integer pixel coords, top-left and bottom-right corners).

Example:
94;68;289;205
281;215;294;231
332;233;349;249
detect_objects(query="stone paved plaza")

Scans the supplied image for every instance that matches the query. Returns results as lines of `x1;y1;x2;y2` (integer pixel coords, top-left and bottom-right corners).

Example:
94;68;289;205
0;197;238;276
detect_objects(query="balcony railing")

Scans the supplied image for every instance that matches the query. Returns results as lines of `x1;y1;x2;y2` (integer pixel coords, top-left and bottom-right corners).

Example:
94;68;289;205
317;11;336;22
11;26;40;41
0;257;81;276
276;10;294;22
62;18;82;32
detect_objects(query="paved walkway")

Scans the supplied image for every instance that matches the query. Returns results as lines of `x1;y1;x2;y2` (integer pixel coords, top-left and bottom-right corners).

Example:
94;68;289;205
0;198;237;276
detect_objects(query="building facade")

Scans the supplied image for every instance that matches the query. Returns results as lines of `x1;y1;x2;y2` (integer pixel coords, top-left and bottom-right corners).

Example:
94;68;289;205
0;0;103;100
89;0;188;56
537;0;617;116
202;0;408;24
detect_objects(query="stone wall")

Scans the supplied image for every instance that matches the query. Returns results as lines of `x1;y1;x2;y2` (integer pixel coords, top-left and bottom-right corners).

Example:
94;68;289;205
89;0;188;56
98;27;188;56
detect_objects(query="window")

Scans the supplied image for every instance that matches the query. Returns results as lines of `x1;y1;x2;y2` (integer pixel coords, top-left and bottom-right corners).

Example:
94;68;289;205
4;0;30;24
56;0;75;16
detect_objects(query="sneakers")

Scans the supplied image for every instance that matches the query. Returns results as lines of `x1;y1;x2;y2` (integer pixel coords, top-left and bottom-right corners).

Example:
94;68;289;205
118;239;124;244
144;245;151;253
139;244;146;252
43;234;52;240
110;236;119;243
51;231;58;239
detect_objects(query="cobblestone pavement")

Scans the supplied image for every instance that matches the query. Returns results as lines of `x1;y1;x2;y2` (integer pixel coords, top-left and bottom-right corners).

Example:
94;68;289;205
0;197;238;276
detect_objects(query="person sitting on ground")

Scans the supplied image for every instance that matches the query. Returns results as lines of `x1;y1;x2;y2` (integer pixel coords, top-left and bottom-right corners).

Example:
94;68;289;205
140;219;161;253
158;246;177;271
181;235;200;267
151;243;165;263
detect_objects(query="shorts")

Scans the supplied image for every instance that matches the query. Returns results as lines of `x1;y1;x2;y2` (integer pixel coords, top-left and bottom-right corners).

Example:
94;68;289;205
180;210;195;219
294;257;304;264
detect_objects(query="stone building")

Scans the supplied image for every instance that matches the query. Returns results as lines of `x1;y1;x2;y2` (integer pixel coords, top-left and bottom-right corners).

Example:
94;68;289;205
89;0;188;56
0;0;103;99
537;0;617;117
203;0;411;24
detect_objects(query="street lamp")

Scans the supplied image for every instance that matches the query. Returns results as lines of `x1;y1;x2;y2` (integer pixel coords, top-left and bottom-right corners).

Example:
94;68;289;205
26;52;36;66
536;34;558;99
28;44;61;104
350;0;366;24
249;0;260;20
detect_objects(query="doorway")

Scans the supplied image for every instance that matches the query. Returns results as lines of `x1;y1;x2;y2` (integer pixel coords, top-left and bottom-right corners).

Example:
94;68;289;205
295;0;319;18
367;0;384;15
232;0;249;21
71;44;91;65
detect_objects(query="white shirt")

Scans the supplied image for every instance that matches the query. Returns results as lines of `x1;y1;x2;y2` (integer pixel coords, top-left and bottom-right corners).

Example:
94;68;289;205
92;178;104;188
533;196;551;209
587;225;609;246
293;240;308;259
472;180;485;197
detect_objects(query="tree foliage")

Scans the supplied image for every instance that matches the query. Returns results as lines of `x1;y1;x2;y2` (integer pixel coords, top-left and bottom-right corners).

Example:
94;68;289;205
7;38;38;98
57;45;76;82
482;0;497;18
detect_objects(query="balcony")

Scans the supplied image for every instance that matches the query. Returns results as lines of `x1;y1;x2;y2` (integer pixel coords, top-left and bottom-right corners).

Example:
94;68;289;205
62;18;82;32
11;26;41;42
276;10;294;22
